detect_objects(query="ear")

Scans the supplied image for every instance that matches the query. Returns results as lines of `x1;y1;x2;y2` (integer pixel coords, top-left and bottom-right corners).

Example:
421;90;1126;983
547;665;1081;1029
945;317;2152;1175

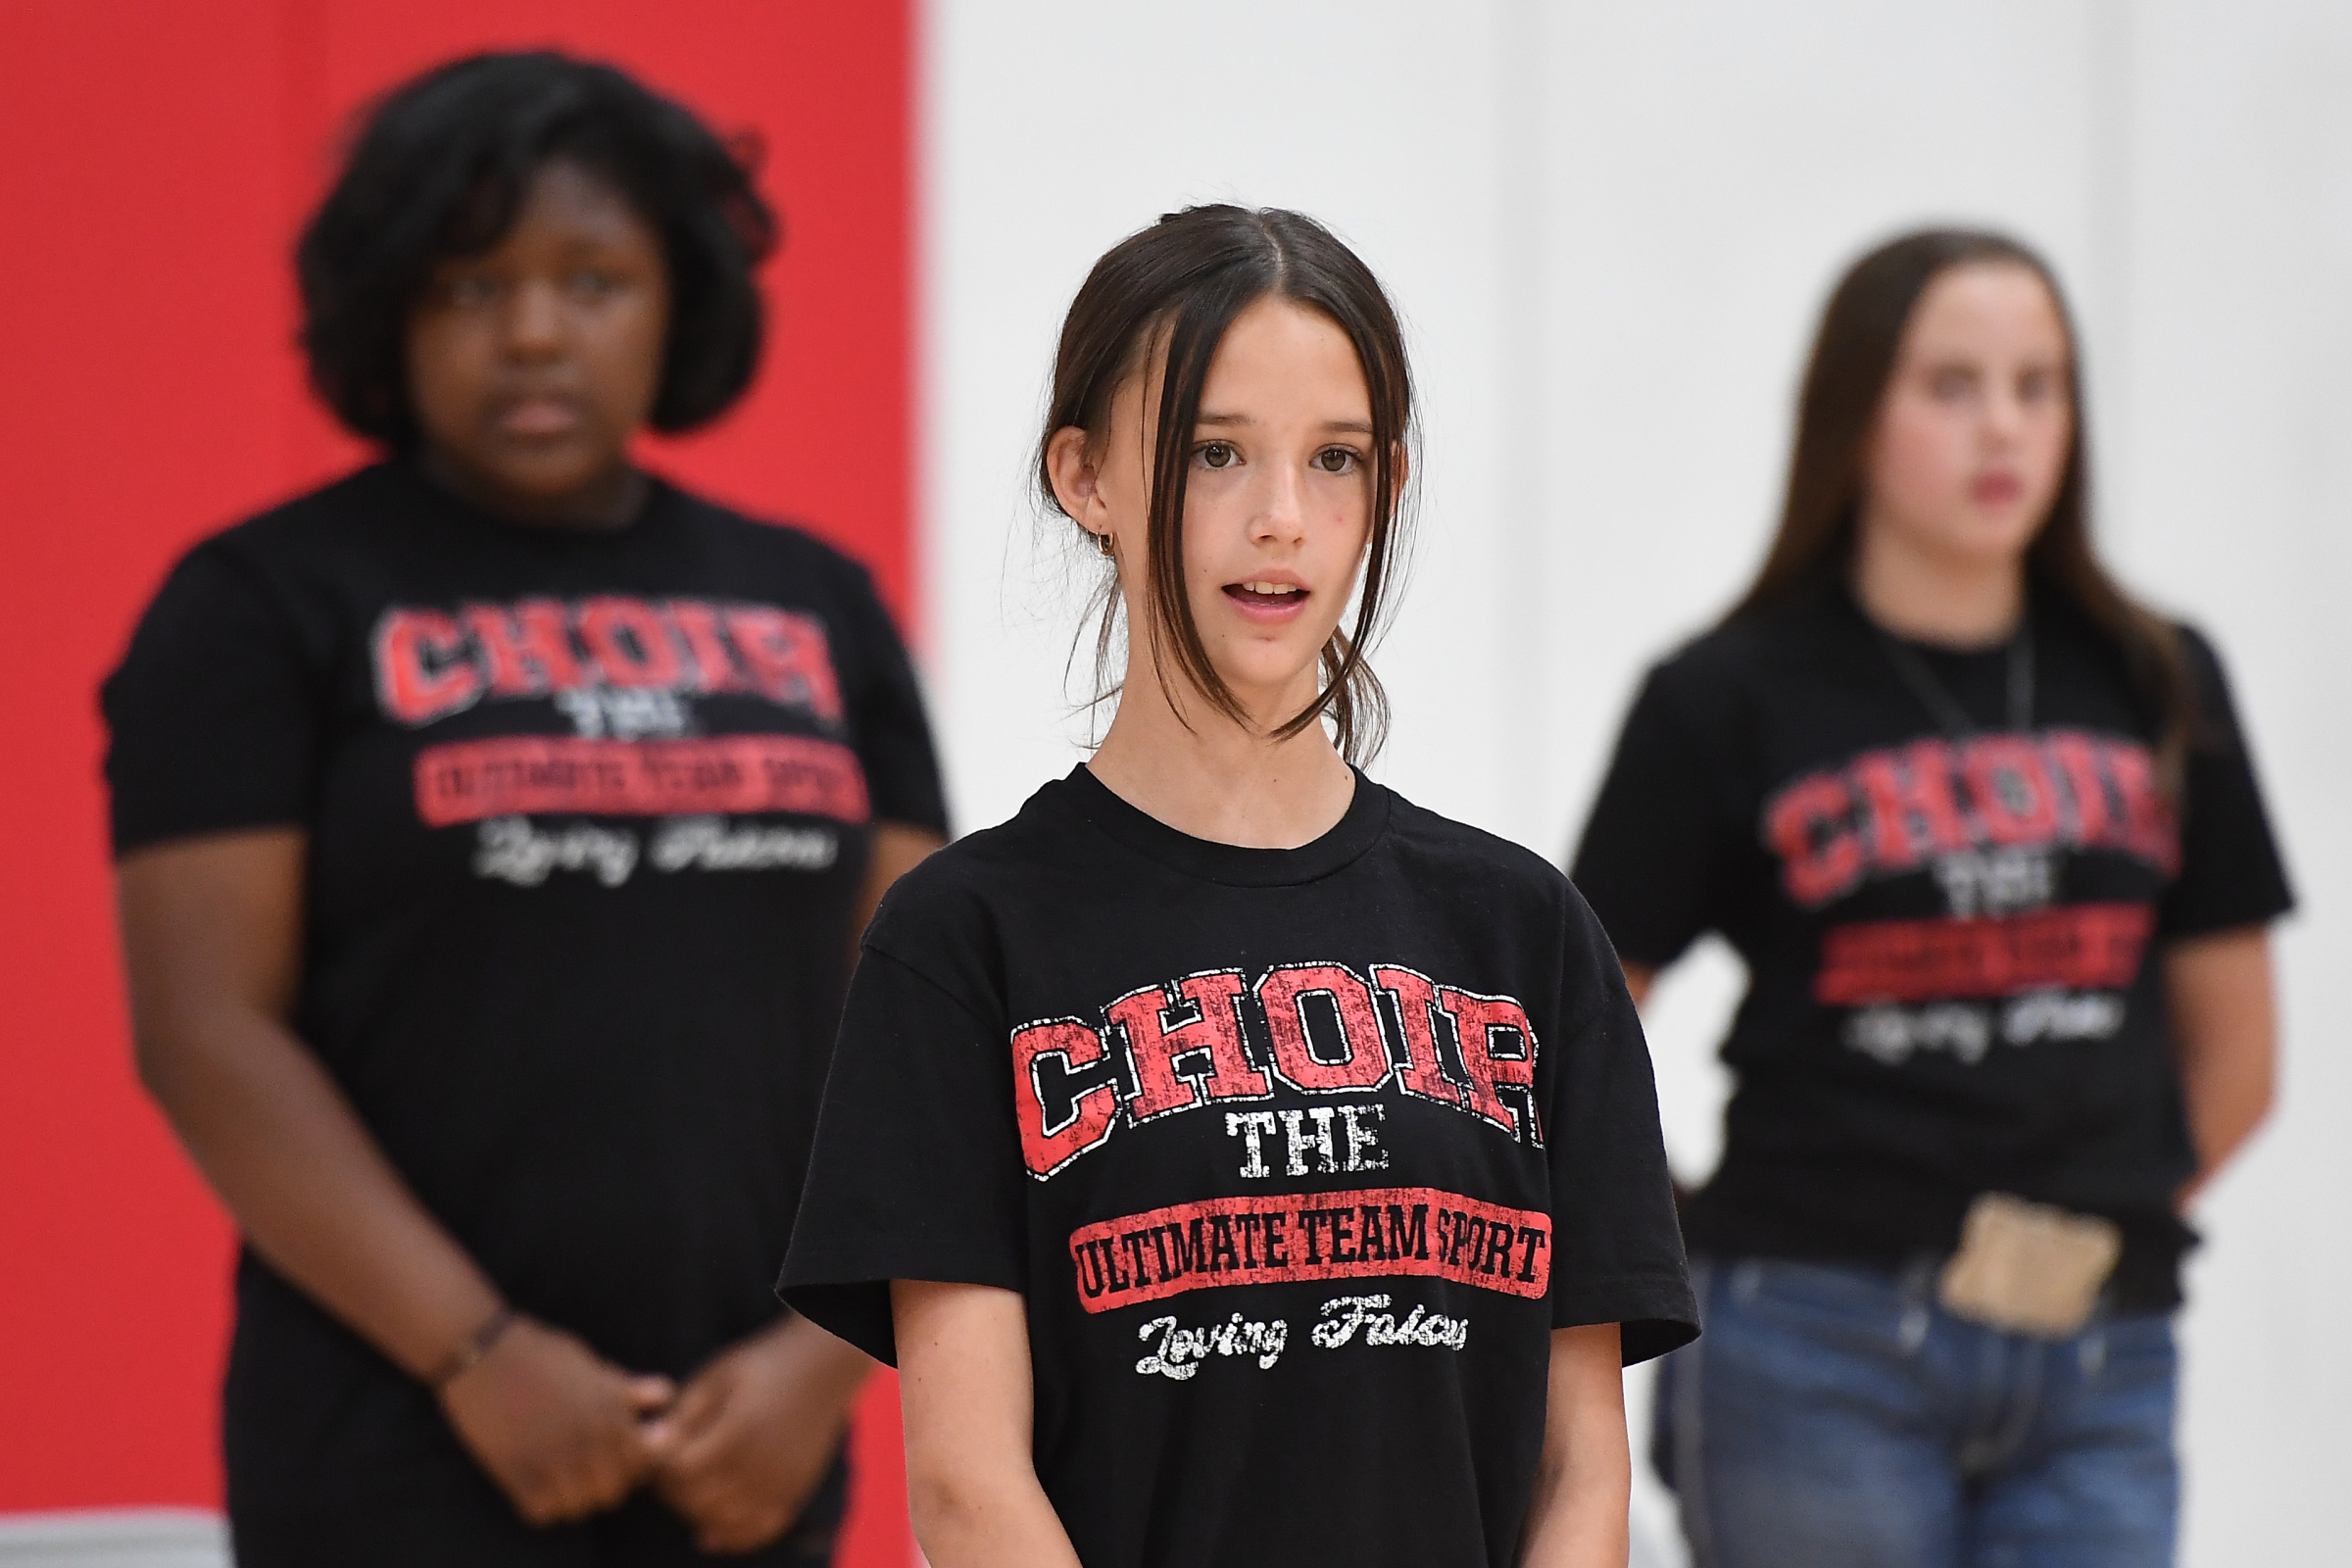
1046;426;1107;538
1388;440;1412;505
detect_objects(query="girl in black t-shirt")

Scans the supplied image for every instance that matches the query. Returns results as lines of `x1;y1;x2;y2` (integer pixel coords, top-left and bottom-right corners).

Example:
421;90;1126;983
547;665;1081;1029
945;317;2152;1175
105;54;947;1566
1573;230;2293;1567
780;207;1695;1568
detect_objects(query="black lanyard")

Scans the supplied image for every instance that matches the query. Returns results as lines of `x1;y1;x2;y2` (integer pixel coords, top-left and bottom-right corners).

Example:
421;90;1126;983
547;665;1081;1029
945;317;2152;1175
1875;618;2034;739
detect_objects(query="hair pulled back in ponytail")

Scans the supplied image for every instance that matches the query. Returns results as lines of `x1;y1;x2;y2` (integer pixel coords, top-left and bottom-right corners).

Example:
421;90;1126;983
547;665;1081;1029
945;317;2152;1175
1036;205;1416;764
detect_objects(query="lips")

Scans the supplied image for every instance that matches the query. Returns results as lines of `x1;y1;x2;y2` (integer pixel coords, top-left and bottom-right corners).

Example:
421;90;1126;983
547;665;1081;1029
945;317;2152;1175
1222;578;1309;621
1972;471;2023;506
495;395;584;438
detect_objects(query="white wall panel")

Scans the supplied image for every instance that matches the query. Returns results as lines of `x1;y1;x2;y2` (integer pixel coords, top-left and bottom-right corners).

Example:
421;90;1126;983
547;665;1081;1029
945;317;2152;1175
2108;7;2352;1562
922;4;2350;1559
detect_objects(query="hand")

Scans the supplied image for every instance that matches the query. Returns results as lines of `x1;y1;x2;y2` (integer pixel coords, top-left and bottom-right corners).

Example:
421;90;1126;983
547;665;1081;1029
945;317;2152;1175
646;1317;871;1554
438;1314;674;1526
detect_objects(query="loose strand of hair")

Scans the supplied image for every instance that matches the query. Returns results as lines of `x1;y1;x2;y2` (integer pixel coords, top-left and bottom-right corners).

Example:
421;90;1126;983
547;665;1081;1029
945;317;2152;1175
1142;292;1252;738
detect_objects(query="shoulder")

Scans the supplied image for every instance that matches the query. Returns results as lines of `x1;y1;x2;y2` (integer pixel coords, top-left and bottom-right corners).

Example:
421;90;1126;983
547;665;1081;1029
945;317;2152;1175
131;466;409;637
860;785;1070;956
140;466;458;648
1378;789;1604;950
208;464;415;561
1382;789;1568;898
661;485;890;603
1604;595;1850;782
1646;592;1838;706
854;798;1077;1026
1597;617;1774;774
868;822;1020;931
2049;596;2242;734
2167;617;2230;693
2162;616;2259;753
165;465;387;569
1378;790;1624;1004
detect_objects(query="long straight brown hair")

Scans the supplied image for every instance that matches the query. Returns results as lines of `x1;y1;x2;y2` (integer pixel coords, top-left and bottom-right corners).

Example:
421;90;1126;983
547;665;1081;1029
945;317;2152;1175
1037;205;1416;765
1730;228;2198;787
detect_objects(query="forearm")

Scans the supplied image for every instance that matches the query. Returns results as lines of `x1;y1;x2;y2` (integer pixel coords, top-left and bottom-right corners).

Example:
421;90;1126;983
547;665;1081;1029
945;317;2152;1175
754;1312;874;1425
1518;1435;1631;1567
1520;1324;1631;1568
142;1010;501;1378
2180;1050;2273;1192
2166;928;2278;1202
893;1279;1083;1568
907;1467;1084;1568
121;834;504;1378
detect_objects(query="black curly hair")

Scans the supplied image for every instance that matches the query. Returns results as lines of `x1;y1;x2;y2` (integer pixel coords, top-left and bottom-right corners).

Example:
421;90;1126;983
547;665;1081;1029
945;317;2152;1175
297;50;778;447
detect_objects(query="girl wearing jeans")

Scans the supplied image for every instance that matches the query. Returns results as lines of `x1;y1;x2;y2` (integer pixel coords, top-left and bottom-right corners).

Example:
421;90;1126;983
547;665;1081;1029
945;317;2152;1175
1573;229;2291;1567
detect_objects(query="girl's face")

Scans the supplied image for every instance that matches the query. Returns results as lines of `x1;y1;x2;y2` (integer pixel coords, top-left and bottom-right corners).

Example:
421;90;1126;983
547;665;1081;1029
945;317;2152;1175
1862;261;2075;573
407;160;670;514
1077;297;1378;721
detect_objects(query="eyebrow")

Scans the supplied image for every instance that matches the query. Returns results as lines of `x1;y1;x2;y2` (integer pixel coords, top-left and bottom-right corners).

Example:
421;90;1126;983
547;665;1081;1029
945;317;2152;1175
1195;411;1376;435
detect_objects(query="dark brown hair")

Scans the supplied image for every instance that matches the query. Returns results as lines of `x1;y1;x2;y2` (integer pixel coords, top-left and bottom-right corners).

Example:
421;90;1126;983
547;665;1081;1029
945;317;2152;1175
1730;227;2198;787
1037;205;1416;763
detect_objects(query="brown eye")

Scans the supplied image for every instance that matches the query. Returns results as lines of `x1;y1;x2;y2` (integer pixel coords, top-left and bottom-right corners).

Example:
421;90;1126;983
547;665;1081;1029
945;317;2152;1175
1196;442;1238;469
1928;368;1976;402
567;269;620;301
1313;447;1360;474
444;275;499;309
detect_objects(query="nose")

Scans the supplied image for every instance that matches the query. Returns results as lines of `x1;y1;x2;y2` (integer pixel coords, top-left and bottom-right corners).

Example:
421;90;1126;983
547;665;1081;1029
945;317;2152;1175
1984;379;2033;446
1251;459;1309;546
502;278;566;361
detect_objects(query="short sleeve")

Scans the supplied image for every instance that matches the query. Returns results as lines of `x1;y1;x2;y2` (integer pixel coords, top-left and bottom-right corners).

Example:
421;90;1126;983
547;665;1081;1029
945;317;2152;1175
835;565;949;837
1569;663;1744;968
101;541;321;856
779;947;1027;1363
2157;626;2296;939
1544;890;1698;1364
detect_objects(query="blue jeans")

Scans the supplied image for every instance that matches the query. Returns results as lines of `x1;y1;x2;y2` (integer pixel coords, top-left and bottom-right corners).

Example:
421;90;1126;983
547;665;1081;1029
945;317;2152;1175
1656;1257;2178;1568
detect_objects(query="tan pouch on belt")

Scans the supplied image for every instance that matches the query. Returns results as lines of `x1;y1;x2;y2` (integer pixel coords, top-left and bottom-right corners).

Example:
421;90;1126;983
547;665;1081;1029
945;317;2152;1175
1937;1193;2122;1339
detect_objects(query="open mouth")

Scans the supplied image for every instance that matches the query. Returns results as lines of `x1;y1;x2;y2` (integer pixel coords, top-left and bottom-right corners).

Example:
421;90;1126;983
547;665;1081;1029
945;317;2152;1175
1223;580;1307;610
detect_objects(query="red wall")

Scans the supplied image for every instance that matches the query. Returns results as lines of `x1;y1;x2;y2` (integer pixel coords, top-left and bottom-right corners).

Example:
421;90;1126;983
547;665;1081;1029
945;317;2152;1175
0;5;914;1561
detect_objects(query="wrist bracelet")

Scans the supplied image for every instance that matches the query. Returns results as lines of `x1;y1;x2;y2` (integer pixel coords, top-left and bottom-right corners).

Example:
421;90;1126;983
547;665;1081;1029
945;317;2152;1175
429;1306;516;1391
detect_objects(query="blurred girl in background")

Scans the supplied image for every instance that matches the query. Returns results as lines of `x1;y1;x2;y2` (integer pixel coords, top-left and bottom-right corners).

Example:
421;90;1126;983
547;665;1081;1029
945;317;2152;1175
1573;229;2292;1567
105;52;944;1565
781;205;1696;1568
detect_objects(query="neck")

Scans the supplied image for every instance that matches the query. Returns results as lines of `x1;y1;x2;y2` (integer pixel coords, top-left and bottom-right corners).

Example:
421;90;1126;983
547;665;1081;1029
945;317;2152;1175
1851;521;2026;648
418;449;647;532
1085;660;1356;851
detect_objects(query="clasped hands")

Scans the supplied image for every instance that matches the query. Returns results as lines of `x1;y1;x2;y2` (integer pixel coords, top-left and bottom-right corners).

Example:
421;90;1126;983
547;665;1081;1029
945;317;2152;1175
438;1313;863;1553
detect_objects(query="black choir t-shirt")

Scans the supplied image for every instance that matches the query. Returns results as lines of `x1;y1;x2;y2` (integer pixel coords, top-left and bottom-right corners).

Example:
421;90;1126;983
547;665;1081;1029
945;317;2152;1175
782;766;1695;1568
1571;583;2294;1310
101;461;947;1515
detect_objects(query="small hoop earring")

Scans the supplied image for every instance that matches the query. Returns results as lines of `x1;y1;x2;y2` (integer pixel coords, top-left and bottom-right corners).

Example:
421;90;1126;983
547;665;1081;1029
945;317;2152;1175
1093;529;1116;559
